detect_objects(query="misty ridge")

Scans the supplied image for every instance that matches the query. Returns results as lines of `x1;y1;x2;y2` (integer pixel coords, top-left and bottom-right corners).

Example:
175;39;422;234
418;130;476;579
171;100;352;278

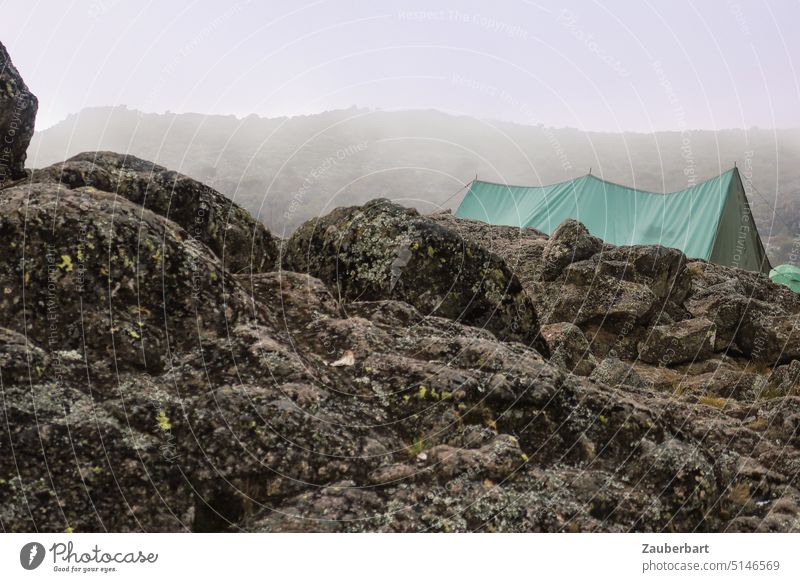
29;105;800;263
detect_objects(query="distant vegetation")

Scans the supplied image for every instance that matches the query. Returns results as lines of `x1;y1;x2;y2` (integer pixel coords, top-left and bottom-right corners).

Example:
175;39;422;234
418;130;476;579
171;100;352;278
29;106;800;263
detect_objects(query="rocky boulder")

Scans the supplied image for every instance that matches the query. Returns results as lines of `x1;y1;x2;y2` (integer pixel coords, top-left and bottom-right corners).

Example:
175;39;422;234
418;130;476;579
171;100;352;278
767;360;800;397
283;198;546;351
540;219;602;281
685;260;799;358
541;322;596;376
550;268;657;325
31;152;279;273
598;244;692;305
0;41;38;185
637;318;716;365
689;259;800;312
0;182;252;375
737;315;800;364
428;212;548;287
590;357;648;389
430;216;694;334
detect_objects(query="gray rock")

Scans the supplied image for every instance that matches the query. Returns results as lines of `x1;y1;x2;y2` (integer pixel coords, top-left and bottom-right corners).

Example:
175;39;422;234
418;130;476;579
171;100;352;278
738;315;800;364
283;198;547;351
638;317;716;365
540;219;602;280
0;182;252;376
31;152;279;273
549;276;657;324
590;357;648;389
541;322;597;376
598;244;691;304
767;359;800;396
0;41;38;185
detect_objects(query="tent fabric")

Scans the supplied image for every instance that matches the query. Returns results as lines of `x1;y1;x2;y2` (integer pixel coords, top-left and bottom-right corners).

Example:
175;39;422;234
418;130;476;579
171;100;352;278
770;264;800;293
455;168;771;274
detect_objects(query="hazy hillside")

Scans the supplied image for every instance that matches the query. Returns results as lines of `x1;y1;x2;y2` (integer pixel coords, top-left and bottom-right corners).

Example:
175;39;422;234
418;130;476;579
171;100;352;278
29;106;800;261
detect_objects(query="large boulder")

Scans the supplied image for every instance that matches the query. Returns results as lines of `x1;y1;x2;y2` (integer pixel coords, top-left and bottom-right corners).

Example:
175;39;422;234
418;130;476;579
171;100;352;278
637;318;717;365
427;212;548;286
0;182;252;374
429;216;693;336
283;198;546;351
590;357;648;389
540;219;602;281
31;152;278;273
686;261;799;359
548;268;657;324
541;322;596;376
687;288;751;351
767;359;800;397
597;244;691;304
544;243;691;325
0;41;38;185
0;186;269;530
688;259;800;314
738;315;800;364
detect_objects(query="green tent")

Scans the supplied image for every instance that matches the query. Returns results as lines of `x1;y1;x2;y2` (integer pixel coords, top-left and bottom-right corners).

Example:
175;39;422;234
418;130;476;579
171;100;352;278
770;264;800;292
455;168;771;274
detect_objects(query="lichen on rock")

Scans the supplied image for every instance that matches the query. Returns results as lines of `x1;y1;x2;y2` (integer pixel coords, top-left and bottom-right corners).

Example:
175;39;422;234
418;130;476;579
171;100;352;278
283;198;547;352
31;151;279;273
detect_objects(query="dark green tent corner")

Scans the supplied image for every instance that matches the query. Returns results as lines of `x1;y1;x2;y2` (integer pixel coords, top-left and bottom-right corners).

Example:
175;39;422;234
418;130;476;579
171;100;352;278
455;168;771;274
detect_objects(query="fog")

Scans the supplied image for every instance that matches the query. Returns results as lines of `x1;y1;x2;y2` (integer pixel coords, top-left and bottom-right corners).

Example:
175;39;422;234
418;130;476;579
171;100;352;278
28;106;800;263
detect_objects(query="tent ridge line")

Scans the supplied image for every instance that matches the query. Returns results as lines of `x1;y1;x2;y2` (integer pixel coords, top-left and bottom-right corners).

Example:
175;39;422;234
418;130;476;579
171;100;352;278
474;167;737;197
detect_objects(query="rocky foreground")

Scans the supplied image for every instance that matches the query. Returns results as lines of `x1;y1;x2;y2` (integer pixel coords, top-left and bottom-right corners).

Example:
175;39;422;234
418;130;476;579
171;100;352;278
0;149;799;532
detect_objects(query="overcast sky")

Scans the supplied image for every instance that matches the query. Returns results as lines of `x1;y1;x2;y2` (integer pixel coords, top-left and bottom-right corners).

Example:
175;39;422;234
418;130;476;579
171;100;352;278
2;0;798;131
